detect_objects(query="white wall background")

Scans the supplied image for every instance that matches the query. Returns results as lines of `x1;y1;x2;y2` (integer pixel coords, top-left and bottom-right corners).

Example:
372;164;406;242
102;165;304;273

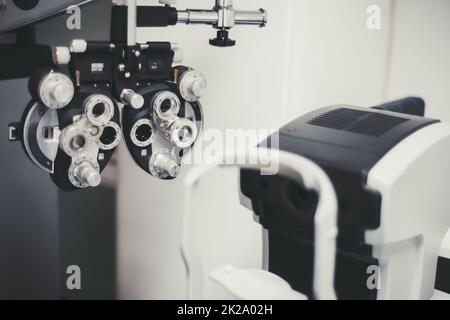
386;0;450;121
117;0;450;299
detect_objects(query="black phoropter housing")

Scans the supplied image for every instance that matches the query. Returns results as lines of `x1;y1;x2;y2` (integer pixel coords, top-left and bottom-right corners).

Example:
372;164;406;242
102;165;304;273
0;4;232;82
68;5;180;99
0;5;178;82
67;41;176;99
3;4;197;191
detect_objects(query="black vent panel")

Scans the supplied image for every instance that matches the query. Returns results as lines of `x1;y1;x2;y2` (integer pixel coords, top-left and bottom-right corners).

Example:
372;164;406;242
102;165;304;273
308;108;409;137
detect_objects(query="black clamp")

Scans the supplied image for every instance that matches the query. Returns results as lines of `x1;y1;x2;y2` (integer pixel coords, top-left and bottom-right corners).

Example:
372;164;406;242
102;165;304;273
209;30;236;47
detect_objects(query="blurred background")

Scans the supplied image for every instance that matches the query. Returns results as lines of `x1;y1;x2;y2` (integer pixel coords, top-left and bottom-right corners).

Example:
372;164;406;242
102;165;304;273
1;0;450;299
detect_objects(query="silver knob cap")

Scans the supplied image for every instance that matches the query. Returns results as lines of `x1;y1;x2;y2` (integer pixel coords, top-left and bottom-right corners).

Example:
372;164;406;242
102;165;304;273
178;70;207;102
165;161;180;178
191;80;206;98
121;89;145;109
77;165;102;187
150;150;181;179
38;72;75;109
51;84;73;104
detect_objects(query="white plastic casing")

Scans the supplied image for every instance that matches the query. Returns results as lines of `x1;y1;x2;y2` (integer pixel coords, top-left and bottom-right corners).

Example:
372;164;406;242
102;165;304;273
159;0;177;5
366;122;450;300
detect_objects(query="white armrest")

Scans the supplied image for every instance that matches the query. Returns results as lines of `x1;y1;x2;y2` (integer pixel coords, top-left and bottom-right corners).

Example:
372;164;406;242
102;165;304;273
209;265;307;300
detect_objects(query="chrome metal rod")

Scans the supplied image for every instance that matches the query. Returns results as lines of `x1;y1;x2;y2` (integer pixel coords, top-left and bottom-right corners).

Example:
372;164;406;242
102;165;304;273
177;9;266;27
235;9;267;27
177;10;219;25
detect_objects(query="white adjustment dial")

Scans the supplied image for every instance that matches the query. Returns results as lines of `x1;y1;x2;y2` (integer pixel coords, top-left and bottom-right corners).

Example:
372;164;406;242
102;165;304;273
38;72;75;109
178;70;207;102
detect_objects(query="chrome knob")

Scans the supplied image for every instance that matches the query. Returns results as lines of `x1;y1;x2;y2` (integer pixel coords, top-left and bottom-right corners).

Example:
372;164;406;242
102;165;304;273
121;89;145;110
150;150;180;179
38;71;75;109
178;70;207;102
75;163;102;187
191;80;206;98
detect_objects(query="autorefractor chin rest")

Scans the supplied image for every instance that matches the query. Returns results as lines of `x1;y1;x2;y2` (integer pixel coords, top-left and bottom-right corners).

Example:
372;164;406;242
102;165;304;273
240;97;450;300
